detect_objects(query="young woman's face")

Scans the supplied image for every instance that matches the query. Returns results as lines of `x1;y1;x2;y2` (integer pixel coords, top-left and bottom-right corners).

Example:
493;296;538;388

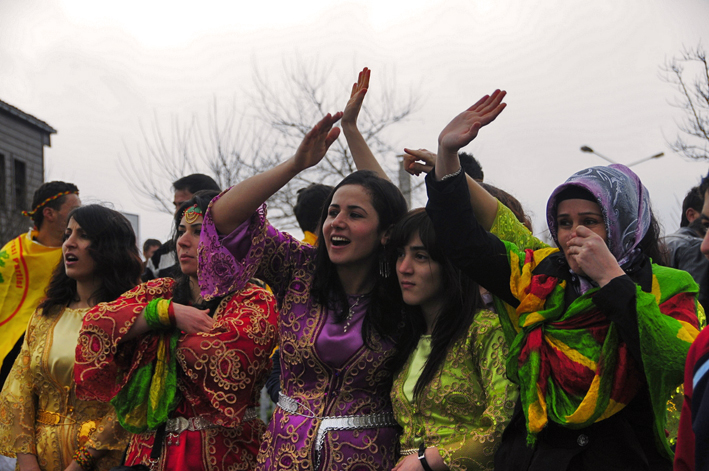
396;233;445;317
556;198;608;273
176;213;203;278
322;184;383;270
63;217;96;282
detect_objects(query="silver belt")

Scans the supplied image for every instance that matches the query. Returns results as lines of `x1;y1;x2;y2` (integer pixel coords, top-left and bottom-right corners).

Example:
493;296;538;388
277;393;397;468
163;407;258;435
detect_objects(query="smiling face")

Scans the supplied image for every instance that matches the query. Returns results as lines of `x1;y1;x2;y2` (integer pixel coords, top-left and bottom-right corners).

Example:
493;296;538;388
396;233;445;317
556;198;608;274
321;184;383;271
176;213;203;278
63;217;96;282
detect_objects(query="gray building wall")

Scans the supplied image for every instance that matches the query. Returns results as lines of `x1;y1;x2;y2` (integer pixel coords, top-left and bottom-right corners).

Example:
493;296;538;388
0;101;55;246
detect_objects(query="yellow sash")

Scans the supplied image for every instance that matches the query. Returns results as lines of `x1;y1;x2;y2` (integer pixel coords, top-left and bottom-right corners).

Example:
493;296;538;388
0;230;61;369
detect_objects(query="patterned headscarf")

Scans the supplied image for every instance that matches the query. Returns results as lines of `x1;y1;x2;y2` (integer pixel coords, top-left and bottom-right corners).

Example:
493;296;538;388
546;164;651;267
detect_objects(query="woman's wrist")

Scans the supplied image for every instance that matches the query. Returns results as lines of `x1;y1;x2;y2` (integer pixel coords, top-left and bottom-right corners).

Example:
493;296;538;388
434;146;461;181
341;119;358;131
595;267;626;288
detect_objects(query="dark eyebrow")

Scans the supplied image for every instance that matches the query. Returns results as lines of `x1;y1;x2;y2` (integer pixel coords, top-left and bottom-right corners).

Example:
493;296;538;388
557;211;602;218
408;245;427;251
329;203;368;213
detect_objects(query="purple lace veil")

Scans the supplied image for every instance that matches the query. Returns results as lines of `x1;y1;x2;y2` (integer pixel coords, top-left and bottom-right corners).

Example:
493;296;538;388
546;164;651;268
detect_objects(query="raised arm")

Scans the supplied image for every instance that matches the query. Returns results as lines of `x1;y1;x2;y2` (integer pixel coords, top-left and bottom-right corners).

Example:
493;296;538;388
341;67;390;181
403;148;499;230
434;90;506;181
210;112;343;234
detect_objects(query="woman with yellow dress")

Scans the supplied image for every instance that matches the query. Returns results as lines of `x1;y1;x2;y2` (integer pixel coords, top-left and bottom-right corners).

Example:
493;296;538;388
0;205;143;471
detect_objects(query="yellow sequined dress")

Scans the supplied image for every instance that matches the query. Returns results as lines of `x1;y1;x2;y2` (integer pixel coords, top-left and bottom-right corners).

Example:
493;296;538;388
0;307;127;470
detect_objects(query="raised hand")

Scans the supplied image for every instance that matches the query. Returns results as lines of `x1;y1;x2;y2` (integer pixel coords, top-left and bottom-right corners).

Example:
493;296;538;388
342;67;370;126
403;148;436;176
173;303;214;334
565;226;624;286
438;90;507;154
293;112;344;172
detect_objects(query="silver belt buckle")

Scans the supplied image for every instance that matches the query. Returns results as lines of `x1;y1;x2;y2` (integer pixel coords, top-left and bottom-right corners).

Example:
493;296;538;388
166;416;190;434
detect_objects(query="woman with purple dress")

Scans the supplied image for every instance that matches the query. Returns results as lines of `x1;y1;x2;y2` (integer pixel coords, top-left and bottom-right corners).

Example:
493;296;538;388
198;112;408;470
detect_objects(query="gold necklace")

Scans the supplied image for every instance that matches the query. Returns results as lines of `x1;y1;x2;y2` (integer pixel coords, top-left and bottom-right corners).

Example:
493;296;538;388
343;294;367;333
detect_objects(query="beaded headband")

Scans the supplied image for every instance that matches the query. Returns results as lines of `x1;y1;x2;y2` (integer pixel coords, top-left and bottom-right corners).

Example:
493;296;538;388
21;190;79;218
182;204;204;224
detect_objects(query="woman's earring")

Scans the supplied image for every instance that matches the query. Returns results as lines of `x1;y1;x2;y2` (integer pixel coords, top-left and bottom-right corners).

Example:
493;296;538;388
379;249;390;278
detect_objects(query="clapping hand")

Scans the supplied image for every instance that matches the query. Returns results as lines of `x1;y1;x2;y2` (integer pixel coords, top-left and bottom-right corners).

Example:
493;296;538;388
342;67;370;127
402;148;436;176
293;112;343;171
438;90;506;155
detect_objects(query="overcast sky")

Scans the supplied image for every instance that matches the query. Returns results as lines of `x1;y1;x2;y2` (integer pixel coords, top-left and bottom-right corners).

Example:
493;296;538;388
2;0;708;244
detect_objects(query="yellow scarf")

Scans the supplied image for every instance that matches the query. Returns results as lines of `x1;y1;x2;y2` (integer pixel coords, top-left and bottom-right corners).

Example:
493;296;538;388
302;231;318;246
0;230;61;369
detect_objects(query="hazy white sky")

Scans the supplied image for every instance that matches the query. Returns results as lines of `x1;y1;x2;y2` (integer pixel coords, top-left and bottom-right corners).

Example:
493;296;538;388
2;0;708;243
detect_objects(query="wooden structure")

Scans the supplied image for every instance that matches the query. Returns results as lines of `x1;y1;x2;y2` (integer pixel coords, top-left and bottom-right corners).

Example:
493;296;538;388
0;100;56;245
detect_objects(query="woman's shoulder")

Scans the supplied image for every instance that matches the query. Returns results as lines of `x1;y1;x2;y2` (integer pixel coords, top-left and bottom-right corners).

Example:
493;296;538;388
466;308;504;342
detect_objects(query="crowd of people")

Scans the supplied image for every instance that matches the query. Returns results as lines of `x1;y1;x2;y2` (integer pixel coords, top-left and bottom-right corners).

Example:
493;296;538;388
0;68;707;471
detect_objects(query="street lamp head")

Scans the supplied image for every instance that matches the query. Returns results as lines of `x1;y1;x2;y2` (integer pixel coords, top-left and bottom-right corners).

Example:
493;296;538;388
580;146;594;153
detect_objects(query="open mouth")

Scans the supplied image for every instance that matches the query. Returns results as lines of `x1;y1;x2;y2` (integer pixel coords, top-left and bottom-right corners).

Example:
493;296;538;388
330;236;351;247
65;254;78;262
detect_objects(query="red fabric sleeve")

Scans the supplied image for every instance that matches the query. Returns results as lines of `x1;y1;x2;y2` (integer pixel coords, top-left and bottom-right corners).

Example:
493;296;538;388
75;279;175;402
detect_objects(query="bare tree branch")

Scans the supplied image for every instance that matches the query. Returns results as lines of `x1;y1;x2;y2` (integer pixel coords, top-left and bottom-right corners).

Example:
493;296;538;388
120;59;421;231
660;43;709;160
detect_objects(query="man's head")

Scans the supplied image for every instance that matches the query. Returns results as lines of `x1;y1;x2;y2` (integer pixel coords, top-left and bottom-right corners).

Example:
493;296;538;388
459;152;484;182
172;174;220;210
294;183;334;235
142;238;162;262
24;181;81;233
680;186;703;228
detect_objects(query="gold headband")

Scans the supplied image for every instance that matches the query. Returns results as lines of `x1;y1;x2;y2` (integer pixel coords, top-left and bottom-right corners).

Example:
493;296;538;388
183;204;203;224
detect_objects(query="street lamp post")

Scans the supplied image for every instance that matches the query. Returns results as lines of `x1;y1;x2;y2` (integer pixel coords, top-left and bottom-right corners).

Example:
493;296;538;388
579;146;664;168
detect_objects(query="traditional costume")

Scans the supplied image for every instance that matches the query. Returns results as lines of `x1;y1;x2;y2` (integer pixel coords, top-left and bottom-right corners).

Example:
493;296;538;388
0;230;61;382
75;278;278;471
392;309;516;470
0;306;127;470
426;165;700;470
199;199;400;471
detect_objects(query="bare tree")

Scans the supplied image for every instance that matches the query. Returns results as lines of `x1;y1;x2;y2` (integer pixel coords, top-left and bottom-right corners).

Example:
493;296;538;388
119;98;267;214
661;44;709;161
119;60;420;231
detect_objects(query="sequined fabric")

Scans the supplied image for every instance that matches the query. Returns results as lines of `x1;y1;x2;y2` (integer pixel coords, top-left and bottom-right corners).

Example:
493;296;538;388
198;196;400;471
75;278;278;471
0;307;127;470
392;310;517;471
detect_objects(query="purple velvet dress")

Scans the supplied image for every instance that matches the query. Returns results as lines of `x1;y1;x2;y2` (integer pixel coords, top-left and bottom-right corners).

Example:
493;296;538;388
199;199;399;471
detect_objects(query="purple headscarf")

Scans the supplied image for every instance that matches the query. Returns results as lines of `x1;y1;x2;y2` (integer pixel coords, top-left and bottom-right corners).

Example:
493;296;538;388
546;164;651;268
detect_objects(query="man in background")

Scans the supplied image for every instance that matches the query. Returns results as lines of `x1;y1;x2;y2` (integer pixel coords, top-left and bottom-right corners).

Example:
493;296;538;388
0;181;80;387
665;185;709;309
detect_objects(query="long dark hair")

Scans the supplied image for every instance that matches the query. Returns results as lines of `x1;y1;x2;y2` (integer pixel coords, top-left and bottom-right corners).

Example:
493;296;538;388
387;209;485;400
640;213;669;266
40;205;143;315
311;170;408;343
171;190;223;312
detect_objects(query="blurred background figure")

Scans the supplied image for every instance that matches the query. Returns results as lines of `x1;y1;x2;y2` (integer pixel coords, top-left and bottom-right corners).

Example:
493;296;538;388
142;238;161;265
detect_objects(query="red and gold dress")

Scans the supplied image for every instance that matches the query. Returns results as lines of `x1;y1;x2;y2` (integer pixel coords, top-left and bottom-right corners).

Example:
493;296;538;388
75;278;278;471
